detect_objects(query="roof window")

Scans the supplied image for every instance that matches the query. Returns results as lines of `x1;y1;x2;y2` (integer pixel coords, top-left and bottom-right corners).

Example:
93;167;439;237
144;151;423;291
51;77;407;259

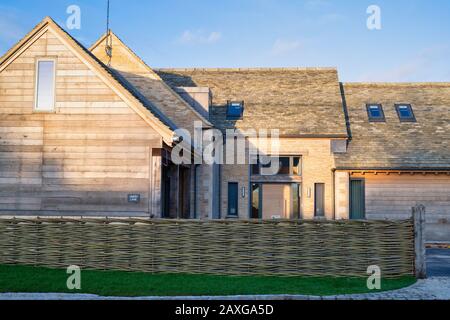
227;101;244;119
395;104;416;122
366;104;385;122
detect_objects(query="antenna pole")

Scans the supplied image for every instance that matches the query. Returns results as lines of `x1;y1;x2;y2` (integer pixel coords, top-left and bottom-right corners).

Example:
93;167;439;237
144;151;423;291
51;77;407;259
105;0;113;63
106;0;110;35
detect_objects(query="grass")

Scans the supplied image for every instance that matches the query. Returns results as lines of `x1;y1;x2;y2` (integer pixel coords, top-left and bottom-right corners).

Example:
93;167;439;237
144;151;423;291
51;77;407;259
0;264;416;297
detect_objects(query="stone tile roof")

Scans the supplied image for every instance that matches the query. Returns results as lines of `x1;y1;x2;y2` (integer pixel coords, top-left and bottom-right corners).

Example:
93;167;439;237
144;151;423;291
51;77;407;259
335;83;450;169
90;33;212;136
155;68;348;137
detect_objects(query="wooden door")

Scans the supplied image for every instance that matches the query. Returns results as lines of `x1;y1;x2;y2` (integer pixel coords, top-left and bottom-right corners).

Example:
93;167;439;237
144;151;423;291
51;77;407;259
350;179;365;220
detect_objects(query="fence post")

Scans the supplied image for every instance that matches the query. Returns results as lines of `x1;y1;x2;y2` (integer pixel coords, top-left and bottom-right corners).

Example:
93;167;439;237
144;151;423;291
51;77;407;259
413;205;427;279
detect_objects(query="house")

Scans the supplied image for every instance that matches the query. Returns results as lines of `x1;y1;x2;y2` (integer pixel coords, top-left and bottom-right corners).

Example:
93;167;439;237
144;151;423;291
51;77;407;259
0;17;449;241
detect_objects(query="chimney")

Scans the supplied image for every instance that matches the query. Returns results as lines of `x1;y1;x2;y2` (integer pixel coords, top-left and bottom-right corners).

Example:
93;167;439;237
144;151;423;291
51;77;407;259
175;87;211;119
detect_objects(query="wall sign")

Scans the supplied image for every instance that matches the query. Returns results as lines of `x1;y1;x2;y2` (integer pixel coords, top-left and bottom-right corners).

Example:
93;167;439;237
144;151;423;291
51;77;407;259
128;194;141;203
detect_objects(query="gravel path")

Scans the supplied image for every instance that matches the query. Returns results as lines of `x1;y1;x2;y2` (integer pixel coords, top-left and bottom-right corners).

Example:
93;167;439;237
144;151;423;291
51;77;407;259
1;277;449;300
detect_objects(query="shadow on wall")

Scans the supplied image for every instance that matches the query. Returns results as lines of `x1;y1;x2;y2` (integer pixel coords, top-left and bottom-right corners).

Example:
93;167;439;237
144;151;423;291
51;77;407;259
155;71;198;88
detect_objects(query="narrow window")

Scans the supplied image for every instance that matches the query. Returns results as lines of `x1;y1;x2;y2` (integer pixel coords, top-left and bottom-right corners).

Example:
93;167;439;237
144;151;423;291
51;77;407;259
314;183;325;217
226;101;244;119
251;155;260;175
251;183;261;219
35;59;56;111
277;157;290;175
227;182;239;217
395;104;416;122
366;104;385;122
292;183;301;219
292;157;302;176
255;156;302;176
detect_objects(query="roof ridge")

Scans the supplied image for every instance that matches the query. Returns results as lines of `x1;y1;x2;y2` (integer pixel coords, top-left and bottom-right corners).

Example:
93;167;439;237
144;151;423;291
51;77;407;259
90;31;213;127
48;20;179;135
156;67;337;72
344;82;450;87
0;16;176;144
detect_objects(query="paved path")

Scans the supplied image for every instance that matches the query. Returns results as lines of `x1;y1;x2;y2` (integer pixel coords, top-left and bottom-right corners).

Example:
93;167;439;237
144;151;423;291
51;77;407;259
427;249;450;277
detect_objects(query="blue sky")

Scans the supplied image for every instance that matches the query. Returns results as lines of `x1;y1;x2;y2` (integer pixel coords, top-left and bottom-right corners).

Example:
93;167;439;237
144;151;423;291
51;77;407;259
1;0;449;81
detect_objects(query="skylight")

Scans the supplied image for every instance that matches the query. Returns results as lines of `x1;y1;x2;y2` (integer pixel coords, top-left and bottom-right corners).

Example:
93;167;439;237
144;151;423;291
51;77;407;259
227;101;244;119
395;104;416;122
366;104;385;122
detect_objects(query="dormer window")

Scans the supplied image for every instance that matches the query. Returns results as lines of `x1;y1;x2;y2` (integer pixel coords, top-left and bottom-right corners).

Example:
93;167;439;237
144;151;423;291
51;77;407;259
366;104;385;122
227;101;244;120
395;104;416;122
34;58;56;112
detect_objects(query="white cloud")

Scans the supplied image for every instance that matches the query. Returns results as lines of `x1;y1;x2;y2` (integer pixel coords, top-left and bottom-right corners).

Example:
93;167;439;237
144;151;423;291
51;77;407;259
359;45;450;82
177;30;222;45
271;39;302;56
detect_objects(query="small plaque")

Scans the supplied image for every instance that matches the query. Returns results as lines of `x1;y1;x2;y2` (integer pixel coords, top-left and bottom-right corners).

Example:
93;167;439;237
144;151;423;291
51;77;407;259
128;194;141;203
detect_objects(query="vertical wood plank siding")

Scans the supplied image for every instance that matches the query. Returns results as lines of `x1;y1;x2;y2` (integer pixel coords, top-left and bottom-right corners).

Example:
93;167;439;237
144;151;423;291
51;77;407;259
0;30;162;215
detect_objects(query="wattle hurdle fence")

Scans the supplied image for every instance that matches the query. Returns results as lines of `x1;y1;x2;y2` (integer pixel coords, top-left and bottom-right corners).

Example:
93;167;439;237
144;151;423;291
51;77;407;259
0;217;419;278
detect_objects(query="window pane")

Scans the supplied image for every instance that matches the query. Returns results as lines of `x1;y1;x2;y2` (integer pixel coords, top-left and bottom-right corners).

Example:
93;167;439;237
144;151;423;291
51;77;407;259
399;106;411;117
227;102;244;119
251;163;260;175
369;107;381;117
367;105;384;121
396;104;415;121
251;184;261;219
251;156;260;175
36;61;55;111
293;157;301;175
227;183;238;216
292;184;301;219
314;183;325;217
278;157;290;175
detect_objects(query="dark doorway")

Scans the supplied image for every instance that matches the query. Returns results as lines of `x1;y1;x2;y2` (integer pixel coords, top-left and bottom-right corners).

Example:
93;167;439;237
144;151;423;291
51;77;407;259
350;179;365;220
314;183;325;217
179;166;191;219
228;182;239;217
162;177;170;218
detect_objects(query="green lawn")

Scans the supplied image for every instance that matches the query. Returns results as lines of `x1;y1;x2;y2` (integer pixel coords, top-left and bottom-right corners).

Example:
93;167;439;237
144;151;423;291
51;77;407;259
0;264;416;297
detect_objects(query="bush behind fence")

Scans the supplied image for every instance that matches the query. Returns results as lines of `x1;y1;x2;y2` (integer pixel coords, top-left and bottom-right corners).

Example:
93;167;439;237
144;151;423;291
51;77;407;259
0;218;415;277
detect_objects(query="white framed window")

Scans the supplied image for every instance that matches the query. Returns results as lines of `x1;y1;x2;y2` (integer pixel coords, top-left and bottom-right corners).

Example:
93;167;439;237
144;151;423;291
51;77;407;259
34;58;56;112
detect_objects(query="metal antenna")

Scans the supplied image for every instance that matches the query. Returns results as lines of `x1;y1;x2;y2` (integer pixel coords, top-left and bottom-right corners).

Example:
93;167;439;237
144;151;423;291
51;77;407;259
105;0;113;63
106;0;110;35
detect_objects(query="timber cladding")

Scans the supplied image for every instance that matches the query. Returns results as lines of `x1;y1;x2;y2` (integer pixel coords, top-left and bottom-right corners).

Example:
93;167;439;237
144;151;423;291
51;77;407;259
0;218;415;277
0;30;162;215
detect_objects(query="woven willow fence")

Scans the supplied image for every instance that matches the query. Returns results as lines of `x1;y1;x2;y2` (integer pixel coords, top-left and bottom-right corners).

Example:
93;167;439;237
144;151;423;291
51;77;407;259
0;218;414;277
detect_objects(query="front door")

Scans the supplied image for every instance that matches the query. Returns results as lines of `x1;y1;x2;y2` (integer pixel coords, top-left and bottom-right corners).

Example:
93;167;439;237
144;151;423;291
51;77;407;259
262;184;292;219
350;179;365;219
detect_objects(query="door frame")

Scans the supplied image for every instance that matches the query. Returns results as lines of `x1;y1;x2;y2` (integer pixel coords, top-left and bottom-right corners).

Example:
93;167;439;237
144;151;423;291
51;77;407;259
249;182;302;219
349;178;366;220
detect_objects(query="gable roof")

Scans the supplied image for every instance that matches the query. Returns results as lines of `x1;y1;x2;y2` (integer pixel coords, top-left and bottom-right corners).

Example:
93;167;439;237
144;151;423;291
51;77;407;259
155;68;348;137
335;83;450;170
0;17;176;145
89;32;212;135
